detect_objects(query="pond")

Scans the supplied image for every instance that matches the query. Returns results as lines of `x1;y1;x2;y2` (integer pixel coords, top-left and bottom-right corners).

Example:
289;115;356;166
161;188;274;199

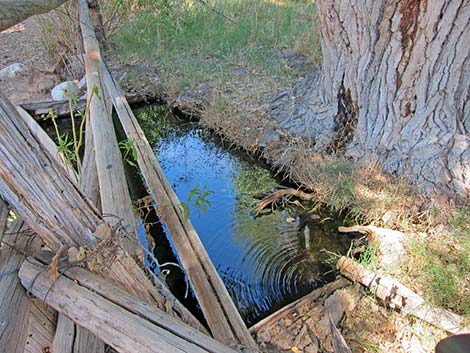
134;106;351;327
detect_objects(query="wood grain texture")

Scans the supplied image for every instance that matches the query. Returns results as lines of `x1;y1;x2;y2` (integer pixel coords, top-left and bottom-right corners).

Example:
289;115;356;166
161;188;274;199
20;259;237;353
102;64;257;348
78;0;139;257
0;220;31;353
0;198;7;245
270;0;470;199
0;93;203;329
337;256;465;334
24;299;57;353
16;104;106;353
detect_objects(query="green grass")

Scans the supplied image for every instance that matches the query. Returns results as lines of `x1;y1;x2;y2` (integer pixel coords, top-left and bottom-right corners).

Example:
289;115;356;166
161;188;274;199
408;206;470;316
109;0;320;96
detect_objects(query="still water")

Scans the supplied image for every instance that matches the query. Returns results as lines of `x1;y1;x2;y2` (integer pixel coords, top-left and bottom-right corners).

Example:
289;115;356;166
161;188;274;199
135;106;350;326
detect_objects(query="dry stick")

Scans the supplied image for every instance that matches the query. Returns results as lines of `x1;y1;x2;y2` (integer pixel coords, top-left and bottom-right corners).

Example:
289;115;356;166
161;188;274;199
0;93;205;330
19;258;238;353
101;63;258;348
253;188;315;215
337;256;466;334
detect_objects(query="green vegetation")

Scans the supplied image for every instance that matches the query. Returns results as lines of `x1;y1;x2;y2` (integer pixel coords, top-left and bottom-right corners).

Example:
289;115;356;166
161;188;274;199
110;0;320;96
407;207;470;316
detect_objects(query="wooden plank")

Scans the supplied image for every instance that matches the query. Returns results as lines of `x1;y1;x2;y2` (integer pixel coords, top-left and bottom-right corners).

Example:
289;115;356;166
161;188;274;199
58;265;236;353
24;299;57;353
20;94;151;119
0;219;31;353
0;92;204;329
16;106;78;183
16;105;107;353
52;314;75;353
78;0;139;257
0;198;8;245
102;64;257;348
78;121;101;210
249;278;350;334
19;258;238;353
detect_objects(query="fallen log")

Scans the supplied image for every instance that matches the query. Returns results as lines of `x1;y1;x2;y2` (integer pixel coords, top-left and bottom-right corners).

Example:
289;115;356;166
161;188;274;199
19;258;238;353
78;0;139;257
102;62;257;348
337;256;466;334
0;93;204;329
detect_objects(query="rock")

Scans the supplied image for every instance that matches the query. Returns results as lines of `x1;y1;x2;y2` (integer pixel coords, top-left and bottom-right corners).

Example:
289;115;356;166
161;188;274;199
0;63;26;78
51;81;79;101
173;83;213;116
77;75;87;90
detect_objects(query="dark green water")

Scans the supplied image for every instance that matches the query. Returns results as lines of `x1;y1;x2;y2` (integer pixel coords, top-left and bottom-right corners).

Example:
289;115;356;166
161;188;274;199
135;106;350;326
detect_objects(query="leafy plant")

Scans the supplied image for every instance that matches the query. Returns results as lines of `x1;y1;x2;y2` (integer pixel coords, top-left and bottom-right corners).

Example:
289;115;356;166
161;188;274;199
119;138;138;167
178;184;214;223
187;183;214;216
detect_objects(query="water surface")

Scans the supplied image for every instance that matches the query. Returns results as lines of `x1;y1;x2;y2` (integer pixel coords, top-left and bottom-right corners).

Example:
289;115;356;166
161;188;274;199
136;106;349;326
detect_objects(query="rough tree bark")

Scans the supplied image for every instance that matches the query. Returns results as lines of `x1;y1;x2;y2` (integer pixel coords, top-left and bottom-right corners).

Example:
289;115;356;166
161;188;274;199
0;0;66;31
270;0;469;201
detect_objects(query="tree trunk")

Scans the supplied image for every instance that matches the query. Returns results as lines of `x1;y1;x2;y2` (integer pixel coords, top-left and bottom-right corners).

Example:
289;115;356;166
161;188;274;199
270;0;469;201
0;0;66;31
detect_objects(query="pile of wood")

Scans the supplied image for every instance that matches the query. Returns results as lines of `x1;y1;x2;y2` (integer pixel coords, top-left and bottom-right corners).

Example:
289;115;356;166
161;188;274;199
0;1;257;352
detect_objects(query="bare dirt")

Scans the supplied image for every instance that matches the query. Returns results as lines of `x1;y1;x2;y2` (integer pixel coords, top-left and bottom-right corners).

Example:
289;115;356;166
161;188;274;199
0;17;59;104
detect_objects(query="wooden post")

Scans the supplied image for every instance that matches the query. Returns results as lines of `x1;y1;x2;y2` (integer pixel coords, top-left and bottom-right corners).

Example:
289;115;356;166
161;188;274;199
102;63;258;348
19;258;238;353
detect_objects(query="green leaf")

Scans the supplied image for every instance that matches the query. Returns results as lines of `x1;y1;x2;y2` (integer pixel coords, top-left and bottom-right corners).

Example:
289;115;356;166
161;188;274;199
180;202;190;224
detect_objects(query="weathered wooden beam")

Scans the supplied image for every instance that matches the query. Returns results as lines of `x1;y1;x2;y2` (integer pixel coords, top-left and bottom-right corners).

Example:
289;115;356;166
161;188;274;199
24;299;57;353
0;198;8;245
20;94;152;119
52;314;105;353
0;93;97;250
0;93;204;329
0;220;31;353
16;105;106;353
78;0;139;257
19;258;238;353
337;256;466;334
16;106;78;183
102;63;257;348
